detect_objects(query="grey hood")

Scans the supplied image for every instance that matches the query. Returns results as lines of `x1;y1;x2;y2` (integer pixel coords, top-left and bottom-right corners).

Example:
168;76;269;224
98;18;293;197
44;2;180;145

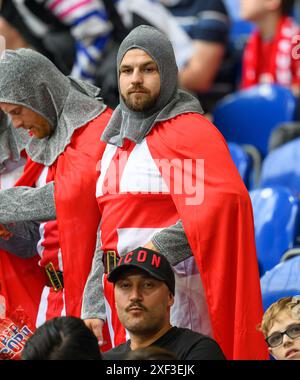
101;25;203;147
0;49;106;166
0;110;29;172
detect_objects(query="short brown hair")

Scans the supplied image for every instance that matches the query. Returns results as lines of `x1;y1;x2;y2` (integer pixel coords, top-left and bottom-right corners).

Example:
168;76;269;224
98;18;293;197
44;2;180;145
281;0;295;15
259;296;300;337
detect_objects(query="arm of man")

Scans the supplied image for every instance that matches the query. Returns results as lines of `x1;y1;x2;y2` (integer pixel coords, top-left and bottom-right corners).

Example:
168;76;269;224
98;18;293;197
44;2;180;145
0;221;40;258
179;41;225;92
82;224;106;345
174;0;229;93
145;220;193;265
0;181;56;223
0;16;30;50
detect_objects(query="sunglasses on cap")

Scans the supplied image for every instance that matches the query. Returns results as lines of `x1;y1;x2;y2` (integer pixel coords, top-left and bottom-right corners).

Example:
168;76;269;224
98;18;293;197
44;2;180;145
266;323;300;348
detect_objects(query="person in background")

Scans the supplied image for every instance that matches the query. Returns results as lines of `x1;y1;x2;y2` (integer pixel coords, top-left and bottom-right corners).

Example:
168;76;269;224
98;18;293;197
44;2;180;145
0;0;192;87
260;296;300;360
22;316;102;360
103;247;226;360
240;0;300;96
159;0;229;93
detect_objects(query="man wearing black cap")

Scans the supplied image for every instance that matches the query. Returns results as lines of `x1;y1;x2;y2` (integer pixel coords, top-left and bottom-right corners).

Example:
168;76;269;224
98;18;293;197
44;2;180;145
104;247;225;360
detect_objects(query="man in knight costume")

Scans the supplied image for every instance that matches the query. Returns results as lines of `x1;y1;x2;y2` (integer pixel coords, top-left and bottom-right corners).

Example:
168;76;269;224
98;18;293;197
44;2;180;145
81;25;269;360
0;49;112;328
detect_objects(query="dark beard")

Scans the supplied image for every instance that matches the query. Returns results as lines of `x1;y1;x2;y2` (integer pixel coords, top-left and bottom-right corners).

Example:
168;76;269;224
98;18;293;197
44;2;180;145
122;93;158;112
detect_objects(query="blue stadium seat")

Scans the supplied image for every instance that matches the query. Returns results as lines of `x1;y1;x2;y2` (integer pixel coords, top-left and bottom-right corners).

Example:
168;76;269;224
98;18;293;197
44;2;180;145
213;84;296;156
260;255;300;311
260;137;300;193
250;186;300;276
228;142;253;188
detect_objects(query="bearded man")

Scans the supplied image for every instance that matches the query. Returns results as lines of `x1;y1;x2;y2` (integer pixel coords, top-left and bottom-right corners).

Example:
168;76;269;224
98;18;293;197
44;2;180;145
82;25;269;360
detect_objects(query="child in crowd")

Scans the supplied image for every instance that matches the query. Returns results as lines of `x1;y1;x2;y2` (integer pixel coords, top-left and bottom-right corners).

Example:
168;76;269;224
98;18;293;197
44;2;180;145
260;296;300;360
240;0;300;95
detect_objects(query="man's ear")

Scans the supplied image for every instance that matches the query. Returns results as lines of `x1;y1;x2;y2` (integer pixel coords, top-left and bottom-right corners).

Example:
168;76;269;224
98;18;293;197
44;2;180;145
168;292;175;307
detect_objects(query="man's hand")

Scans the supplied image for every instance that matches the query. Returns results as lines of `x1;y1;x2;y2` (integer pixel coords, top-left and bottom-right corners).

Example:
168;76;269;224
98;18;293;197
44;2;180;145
0;224;13;240
84;318;105;346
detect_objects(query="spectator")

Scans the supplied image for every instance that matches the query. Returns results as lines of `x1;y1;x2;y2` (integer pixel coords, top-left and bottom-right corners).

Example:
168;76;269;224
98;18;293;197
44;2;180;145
0;49;111;329
240;0;300;95
0;0;230;111
82;25;268;360
22;316;102;360
0;1;191;93
160;0;229;92
260;296;300;360
103;247;226;360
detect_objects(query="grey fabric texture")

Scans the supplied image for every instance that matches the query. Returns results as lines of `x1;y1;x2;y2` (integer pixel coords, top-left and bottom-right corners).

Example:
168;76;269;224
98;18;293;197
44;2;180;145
151;220;192;265
81;225;106;321
101;25;203;147
0;181;56;223
0;221;40;258
0;110;29;172
0;49;106;166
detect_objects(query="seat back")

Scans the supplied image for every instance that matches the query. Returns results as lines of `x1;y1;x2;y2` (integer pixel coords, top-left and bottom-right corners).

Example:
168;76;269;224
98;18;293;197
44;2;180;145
260;137;300;193
260;255;300;311
250;186;300;275
228;142;253;188
213;84;296;156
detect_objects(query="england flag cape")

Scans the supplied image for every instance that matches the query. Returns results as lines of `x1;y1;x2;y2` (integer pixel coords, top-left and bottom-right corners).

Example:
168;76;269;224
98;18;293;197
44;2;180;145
0;109;112;327
145;113;269;360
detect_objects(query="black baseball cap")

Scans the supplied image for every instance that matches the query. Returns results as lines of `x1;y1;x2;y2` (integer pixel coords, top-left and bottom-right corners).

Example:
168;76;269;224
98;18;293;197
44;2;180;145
107;247;175;295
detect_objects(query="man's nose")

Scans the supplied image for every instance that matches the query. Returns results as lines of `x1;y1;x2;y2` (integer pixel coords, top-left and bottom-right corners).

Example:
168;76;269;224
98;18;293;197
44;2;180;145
131;69;143;84
129;286;143;301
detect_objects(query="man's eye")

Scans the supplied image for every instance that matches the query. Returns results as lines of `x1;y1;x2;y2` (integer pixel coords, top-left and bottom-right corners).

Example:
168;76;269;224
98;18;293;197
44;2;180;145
289;324;300;334
144;282;154;288
119;282;130;289
121;69;132;74
11;109;21;116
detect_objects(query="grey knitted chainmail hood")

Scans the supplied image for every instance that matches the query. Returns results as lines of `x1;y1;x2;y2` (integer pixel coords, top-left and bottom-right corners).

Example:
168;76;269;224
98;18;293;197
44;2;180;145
0;110;29;172
101;25;203;147
0;49;106;166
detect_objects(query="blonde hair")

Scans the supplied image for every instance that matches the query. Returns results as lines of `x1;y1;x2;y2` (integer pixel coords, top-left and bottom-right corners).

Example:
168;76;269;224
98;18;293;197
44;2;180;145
260;296;300;337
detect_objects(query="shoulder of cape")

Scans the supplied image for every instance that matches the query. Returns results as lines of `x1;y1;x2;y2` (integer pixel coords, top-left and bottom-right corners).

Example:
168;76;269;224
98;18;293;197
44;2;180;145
148;112;227;153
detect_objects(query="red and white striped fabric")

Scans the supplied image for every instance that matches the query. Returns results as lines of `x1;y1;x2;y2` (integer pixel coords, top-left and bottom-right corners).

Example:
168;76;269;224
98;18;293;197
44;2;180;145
34;166;66;327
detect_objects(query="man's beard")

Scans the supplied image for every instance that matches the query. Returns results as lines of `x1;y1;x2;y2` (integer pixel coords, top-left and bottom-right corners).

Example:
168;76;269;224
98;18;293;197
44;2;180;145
122;89;159;112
